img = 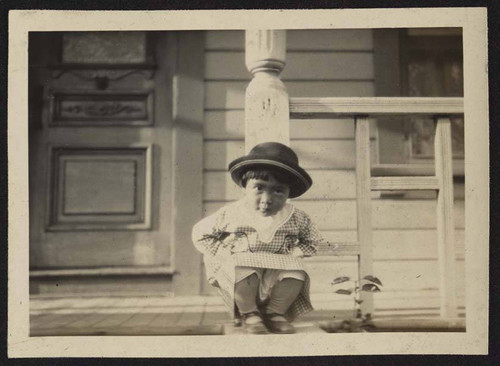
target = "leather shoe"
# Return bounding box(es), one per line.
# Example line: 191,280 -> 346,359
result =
264,313 -> 295,334
241,311 -> 268,334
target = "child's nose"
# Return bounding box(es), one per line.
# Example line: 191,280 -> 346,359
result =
260,191 -> 272,204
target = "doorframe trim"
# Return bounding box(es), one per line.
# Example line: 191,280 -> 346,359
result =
170,31 -> 205,295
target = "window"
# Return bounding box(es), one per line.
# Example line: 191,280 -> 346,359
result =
374,28 -> 464,172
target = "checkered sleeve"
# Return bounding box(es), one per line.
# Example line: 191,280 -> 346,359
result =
191,208 -> 229,257
296,209 -> 322,257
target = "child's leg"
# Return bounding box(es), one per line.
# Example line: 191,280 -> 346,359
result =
234,269 -> 268,334
263,270 -> 306,334
234,273 -> 259,314
265,278 -> 304,315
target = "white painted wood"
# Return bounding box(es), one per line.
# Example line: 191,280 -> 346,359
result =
204,111 -> 377,140
355,117 -> 374,314
30,266 -> 175,277
372,163 -> 465,177
290,97 -> 464,118
171,32 -> 205,295
203,170 -> 357,201
203,200 -> 465,231
204,81 -> 375,110
206,51 -> 374,80
315,242 -> 360,256
245,30 -> 289,151
203,140 -> 378,170
434,117 -> 458,318
371,176 -> 439,190
205,29 -> 373,51
306,259 -> 465,295
371,229 -> 465,260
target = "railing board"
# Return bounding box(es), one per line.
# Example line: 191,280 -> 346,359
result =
315,242 -> 360,256
290,97 -> 464,118
371,176 -> 439,191
372,163 -> 464,177
356,117 -> 374,314
434,117 -> 458,318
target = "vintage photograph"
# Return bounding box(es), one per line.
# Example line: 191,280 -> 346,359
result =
8,8 -> 488,357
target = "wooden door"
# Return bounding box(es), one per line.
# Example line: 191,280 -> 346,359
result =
29,31 -> 204,294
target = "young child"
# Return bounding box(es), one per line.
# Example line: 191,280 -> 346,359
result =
192,142 -> 323,334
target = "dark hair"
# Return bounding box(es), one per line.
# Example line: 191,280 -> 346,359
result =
240,169 -> 291,188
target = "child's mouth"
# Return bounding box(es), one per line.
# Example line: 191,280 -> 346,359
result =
259,207 -> 271,214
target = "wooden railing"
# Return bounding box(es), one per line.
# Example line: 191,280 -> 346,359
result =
293,97 -> 464,319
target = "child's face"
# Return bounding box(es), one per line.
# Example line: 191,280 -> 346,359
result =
243,174 -> 290,217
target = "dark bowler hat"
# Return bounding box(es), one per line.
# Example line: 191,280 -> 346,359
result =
228,142 -> 312,198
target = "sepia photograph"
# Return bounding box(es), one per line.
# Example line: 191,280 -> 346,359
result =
7,8 -> 489,357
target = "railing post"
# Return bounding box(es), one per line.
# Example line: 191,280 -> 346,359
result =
434,116 -> 458,318
355,116 -> 374,315
245,30 -> 289,152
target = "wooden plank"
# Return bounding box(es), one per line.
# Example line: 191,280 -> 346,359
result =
205,81 -> 374,109
204,111 -> 377,140
370,318 -> 465,332
204,200 -> 466,230
371,176 -> 439,191
319,229 -> 464,260
371,229 -> 465,260
30,324 -> 224,336
31,275 -> 173,296
314,242 -> 360,256
205,29 -> 373,51
355,117 -> 374,314
30,266 -> 174,278
319,318 -> 465,332
434,117 -> 458,318
171,31 -> 205,295
310,290 -> 466,311
306,258 -> 465,295
204,140 -> 377,170
372,163 -> 465,177
245,30 -> 289,151
206,51 -> 374,80
203,170 -> 356,201
290,97 -> 464,118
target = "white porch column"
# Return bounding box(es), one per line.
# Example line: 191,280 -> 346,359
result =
245,30 -> 289,152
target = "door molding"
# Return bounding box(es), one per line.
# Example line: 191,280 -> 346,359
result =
170,32 -> 205,295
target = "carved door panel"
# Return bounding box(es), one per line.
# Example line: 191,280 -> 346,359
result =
29,32 -> 175,271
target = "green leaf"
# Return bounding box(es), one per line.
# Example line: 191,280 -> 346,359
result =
361,283 -> 381,292
335,289 -> 353,295
331,276 -> 350,285
362,275 -> 383,286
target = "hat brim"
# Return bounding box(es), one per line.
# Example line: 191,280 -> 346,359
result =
229,158 -> 312,198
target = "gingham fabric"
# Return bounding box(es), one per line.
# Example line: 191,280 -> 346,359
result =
192,200 -> 323,320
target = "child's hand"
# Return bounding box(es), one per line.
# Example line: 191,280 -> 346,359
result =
291,247 -> 305,258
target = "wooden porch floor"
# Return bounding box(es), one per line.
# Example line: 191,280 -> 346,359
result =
30,295 -> 465,336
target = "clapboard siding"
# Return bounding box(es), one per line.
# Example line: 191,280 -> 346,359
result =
204,140 -> 378,171
205,112 -> 378,139
305,258 -> 465,295
203,171 -> 464,201
204,170 -> 357,201
206,51 -> 374,80
204,200 -> 465,230
205,29 -> 373,51
205,81 -> 375,109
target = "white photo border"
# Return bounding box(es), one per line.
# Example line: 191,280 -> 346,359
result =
8,8 -> 489,357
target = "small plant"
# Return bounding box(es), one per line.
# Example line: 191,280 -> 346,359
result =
326,275 -> 383,332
